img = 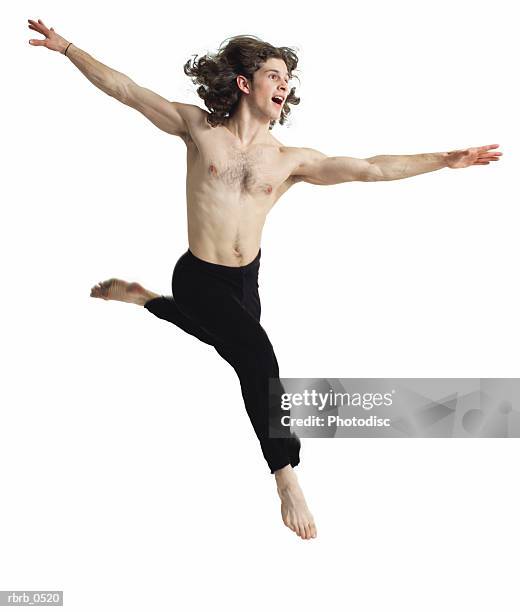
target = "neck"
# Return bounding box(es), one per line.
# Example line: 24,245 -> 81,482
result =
224,103 -> 272,147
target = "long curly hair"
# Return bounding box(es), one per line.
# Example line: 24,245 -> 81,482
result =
183,35 -> 301,130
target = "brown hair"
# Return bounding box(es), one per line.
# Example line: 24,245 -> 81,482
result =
183,35 -> 301,130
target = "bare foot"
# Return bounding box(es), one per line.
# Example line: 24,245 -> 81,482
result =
275,465 -> 317,539
90,278 -> 159,306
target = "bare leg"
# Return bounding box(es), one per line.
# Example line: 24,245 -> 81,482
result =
90,278 -> 159,306
275,465 -> 317,539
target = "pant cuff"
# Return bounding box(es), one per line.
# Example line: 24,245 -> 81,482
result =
270,457 -> 300,475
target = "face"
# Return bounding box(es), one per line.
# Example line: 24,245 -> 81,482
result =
239,57 -> 291,122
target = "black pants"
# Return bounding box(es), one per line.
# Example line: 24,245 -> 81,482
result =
143,248 -> 301,474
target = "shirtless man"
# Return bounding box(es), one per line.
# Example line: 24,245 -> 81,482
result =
28,18 -> 501,540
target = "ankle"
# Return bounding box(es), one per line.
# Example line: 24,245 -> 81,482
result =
274,464 -> 298,489
139,291 -> 160,306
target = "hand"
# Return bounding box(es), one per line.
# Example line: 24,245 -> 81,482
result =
28,18 -> 70,53
446,144 -> 502,169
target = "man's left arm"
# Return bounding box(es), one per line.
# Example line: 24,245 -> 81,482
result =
292,144 -> 502,185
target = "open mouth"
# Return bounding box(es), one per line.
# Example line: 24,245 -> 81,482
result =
271,96 -> 284,107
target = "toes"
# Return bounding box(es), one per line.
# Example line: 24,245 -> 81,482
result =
90,281 -> 109,298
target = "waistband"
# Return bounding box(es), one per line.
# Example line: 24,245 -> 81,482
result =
186,248 -> 261,273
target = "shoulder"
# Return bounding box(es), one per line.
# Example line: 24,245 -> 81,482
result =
280,145 -> 326,163
173,102 -> 209,130
279,146 -> 327,179
173,103 -> 212,148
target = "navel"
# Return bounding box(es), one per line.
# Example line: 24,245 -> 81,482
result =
208,164 -> 218,176
232,235 -> 242,258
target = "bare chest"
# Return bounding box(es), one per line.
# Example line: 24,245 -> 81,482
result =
185,127 -> 292,196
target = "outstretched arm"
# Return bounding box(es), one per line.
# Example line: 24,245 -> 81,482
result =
291,145 -> 502,185
27,18 -> 204,138
28,18 -> 127,98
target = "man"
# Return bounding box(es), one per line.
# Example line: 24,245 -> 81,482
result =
28,18 -> 501,540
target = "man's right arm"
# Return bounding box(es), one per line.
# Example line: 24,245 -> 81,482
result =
28,18 -> 205,138
62,44 -> 128,100
66,44 -> 204,137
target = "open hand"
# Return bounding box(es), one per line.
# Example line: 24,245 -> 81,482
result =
446,144 -> 502,169
28,18 -> 70,54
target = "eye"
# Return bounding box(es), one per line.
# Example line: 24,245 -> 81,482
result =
269,73 -> 289,84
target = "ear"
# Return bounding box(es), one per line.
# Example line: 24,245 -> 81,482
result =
236,75 -> 251,95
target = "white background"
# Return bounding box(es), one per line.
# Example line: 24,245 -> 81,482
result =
2,0 -> 519,610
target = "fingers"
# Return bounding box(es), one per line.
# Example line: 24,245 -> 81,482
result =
471,144 -> 502,165
28,18 -> 55,47
473,145 -> 502,165
28,19 -> 43,30
445,144 -> 500,156
477,155 -> 501,161
28,21 -> 46,42
27,18 -> 51,36
37,18 -> 50,32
